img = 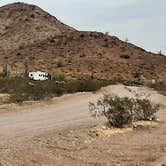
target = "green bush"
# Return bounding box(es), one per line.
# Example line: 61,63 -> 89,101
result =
89,95 -> 160,128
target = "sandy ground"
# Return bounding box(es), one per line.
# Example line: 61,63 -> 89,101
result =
0,85 -> 166,166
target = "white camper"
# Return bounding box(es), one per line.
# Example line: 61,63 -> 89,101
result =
28,71 -> 49,81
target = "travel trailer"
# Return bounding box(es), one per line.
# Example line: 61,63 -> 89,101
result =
28,71 -> 50,81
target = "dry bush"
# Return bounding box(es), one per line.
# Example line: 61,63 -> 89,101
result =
89,95 -> 160,128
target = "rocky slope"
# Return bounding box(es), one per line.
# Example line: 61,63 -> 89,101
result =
0,2 -> 166,80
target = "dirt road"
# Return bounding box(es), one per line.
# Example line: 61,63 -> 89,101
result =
0,92 -> 101,140
0,85 -> 166,166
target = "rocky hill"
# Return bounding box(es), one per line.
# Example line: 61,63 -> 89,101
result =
0,2 -> 166,80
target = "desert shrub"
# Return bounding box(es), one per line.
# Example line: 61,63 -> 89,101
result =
0,77 -> 26,93
80,34 -> 85,38
101,95 -> 134,128
9,93 -> 29,103
110,75 -> 126,84
120,54 -> 130,59
16,52 -> 21,56
134,99 -> 160,121
89,95 -> 160,128
0,65 -> 8,78
68,56 -> 72,63
80,53 -> 86,58
124,79 -> 144,86
18,45 -> 24,50
133,78 -> 144,85
56,60 -> 64,68
0,77 -> 109,103
0,71 -> 7,78
148,81 -> 166,95
52,74 -> 66,82
31,14 -> 35,18
65,79 -> 109,93
9,81 -> 62,103
130,71 -> 144,86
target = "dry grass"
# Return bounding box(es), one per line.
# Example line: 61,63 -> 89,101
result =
89,127 -> 133,138
89,121 -> 158,138
133,120 -> 158,127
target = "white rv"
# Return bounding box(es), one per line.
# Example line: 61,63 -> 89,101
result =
28,71 -> 49,81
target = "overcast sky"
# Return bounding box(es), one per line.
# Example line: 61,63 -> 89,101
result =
0,0 -> 166,54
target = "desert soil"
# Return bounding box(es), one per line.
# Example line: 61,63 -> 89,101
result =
0,85 -> 166,166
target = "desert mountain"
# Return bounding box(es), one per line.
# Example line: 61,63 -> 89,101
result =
0,2 -> 166,80
0,2 -> 75,51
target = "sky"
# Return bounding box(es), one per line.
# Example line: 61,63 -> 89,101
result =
0,0 -> 166,55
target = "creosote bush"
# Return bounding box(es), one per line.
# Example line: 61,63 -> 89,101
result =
89,95 -> 160,128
